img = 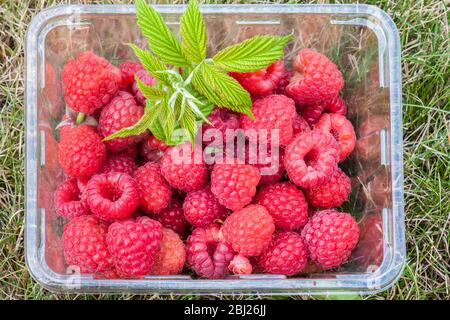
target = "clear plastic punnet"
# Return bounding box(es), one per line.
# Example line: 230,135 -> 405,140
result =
25,4 -> 405,295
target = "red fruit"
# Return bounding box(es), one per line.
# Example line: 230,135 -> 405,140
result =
134,162 -> 172,214
230,61 -> 287,96
210,163 -> 260,211
284,129 -> 338,188
98,91 -> 146,153
221,204 -> 275,257
132,69 -> 156,106
54,178 -> 89,219
99,154 -> 137,176
258,231 -> 308,275
229,254 -> 253,275
305,167 -> 351,208
252,145 -> 285,186
85,172 -> 139,222
301,210 -> 359,270
144,135 -> 169,152
107,216 -> 163,277
152,228 -> 186,275
139,138 -> 165,163
186,225 -> 235,279
240,95 -> 296,146
286,48 -> 344,105
58,125 -> 106,179
275,68 -> 294,95
62,51 -> 121,114
325,95 -> 347,115
118,60 -> 143,91
62,215 -> 113,273
183,187 -> 227,228
160,143 -> 208,192
256,182 -> 308,231
292,113 -> 311,135
202,108 -> 240,145
156,199 -> 188,237
298,96 -> 347,125
314,113 -> 356,162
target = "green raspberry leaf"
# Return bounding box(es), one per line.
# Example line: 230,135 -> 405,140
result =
181,0 -> 207,63
179,107 -> 197,145
192,63 -> 253,117
136,0 -> 190,67
129,44 -> 169,86
213,34 -> 293,72
135,77 -> 166,101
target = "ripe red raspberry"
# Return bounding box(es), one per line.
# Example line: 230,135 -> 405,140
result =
144,135 -> 169,152
98,91 -> 146,153
314,113 -> 356,162
240,95 -> 296,146
258,231 -> 308,275
183,187 -> 227,228
228,254 -> 253,275
325,95 -> 347,115
301,210 -> 359,270
220,204 -> 275,257
286,48 -> 344,105
118,60 -> 143,91
186,225 -> 235,279
107,216 -> 163,277
156,199 -> 188,237
85,172 -> 139,222
98,154 -> 137,176
62,215 -> 113,273
292,113 -> 311,135
160,143 -> 208,192
134,162 -> 172,214
54,178 -> 89,219
58,125 -> 106,179
230,61 -> 287,96
243,143 -> 285,186
132,69 -> 156,106
202,108 -> 240,145
256,182 -> 308,231
275,68 -> 294,95
62,51 -> 121,114
151,228 -> 186,275
298,96 -> 347,125
305,167 -> 351,208
139,138 -> 165,163
210,163 -> 260,211
284,129 -> 338,188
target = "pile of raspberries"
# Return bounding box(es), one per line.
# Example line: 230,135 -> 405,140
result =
55,49 -> 359,279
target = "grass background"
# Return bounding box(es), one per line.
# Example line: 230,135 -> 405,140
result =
0,0 -> 448,300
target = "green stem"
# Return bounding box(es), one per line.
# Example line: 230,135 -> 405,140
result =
76,113 -> 85,125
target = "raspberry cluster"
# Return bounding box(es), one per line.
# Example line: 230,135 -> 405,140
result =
55,49 -> 360,279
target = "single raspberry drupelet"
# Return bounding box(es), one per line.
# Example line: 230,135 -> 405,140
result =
132,69 -> 156,106
305,167 -> 351,209
85,172 -> 139,222
134,162 -> 172,214
314,113 -> 356,162
54,178 -> 89,219
221,204 -> 275,257
62,51 -> 121,114
160,143 -> 208,192
152,228 -> 186,275
183,187 -> 227,228
98,91 -> 146,153
187,224 -> 235,279
228,254 -> 253,275
98,154 -> 137,176
118,60 -> 143,91
256,182 -> 308,231
258,231 -> 308,275
63,215 -> 113,273
107,216 -> 163,277
202,108 -> 240,145
156,199 -> 188,237
58,125 -> 106,179
284,129 -> 338,188
230,60 -> 288,97
301,210 -> 359,270
210,163 -> 260,211
286,48 -> 344,105
240,95 -> 296,146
